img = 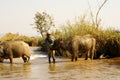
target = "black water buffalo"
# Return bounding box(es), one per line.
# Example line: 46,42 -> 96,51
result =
59,34 -> 96,61
95,39 -> 120,59
0,41 -> 31,64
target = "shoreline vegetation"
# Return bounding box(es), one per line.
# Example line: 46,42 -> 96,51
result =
0,17 -> 120,58
0,33 -> 39,47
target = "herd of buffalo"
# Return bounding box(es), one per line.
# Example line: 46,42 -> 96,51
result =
0,34 -> 120,64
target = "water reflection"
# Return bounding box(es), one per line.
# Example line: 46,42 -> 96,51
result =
47,58 -> 120,80
0,63 -> 31,79
48,64 -> 57,73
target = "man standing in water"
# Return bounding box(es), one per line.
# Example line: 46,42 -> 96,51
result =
45,31 -> 56,63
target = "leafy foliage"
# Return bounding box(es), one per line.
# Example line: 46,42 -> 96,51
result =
34,12 -> 54,37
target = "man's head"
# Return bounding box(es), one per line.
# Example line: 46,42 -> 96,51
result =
46,31 -> 51,37
46,31 -> 51,36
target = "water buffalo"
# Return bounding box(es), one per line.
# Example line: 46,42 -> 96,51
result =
59,34 -> 96,61
0,41 -> 31,64
95,39 -> 120,59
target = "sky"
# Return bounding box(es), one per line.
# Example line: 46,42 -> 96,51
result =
0,0 -> 120,36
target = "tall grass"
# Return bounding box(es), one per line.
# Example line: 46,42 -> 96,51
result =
0,33 -> 39,46
59,16 -> 120,42
53,16 -> 120,57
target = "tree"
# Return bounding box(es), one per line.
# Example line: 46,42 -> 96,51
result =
87,0 -> 108,29
34,12 -> 54,37
95,0 -> 108,28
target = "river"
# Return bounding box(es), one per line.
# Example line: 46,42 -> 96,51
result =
0,47 -> 120,80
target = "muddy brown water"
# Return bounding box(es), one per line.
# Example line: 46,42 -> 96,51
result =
0,47 -> 120,80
